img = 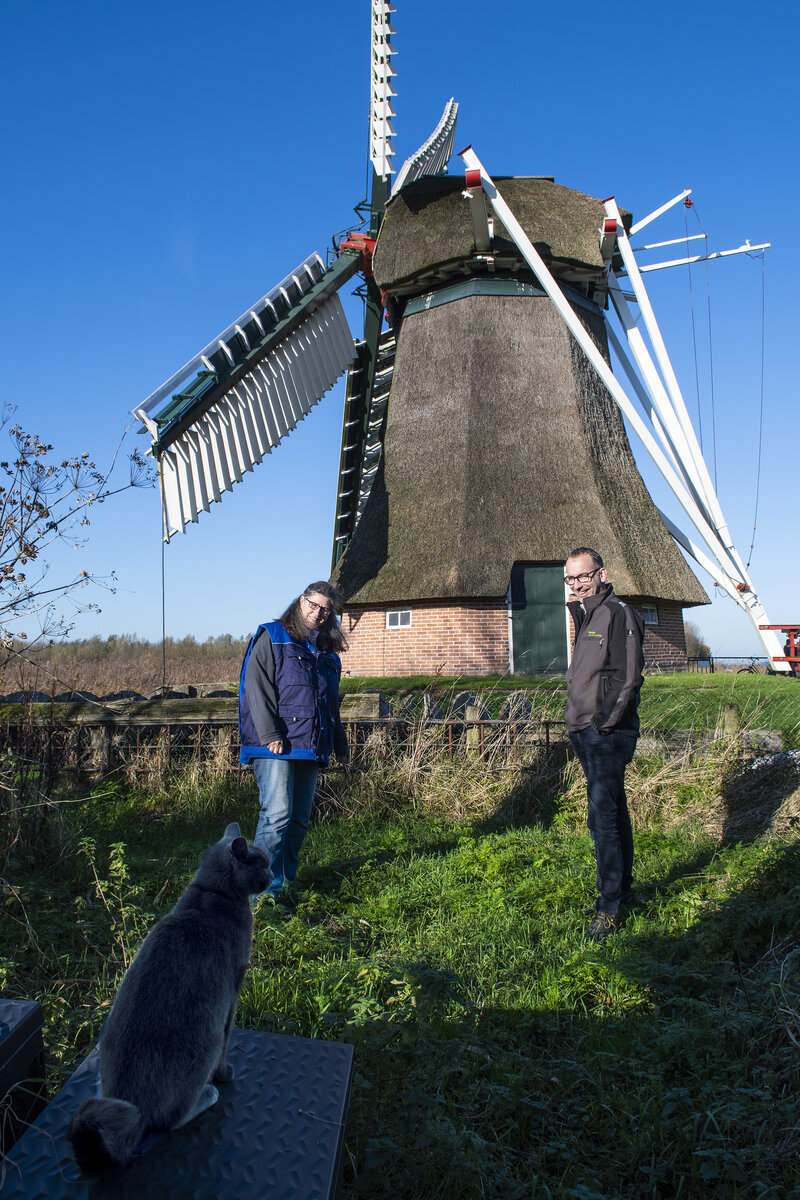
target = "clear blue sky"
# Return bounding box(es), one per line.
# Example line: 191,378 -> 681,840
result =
2,0 -> 797,657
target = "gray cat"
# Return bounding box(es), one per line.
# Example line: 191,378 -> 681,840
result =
68,822 -> 271,1175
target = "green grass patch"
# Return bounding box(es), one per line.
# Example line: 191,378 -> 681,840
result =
3,757 -> 800,1199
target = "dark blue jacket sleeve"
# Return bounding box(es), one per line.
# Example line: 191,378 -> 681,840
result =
244,629 -> 284,746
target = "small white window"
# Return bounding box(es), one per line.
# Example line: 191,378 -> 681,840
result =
642,606 -> 659,625
386,609 -> 411,629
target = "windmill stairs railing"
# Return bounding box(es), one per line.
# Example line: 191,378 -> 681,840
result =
333,327 -> 396,562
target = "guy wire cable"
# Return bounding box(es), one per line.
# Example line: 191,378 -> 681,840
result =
161,528 -> 167,694
684,202 -> 706,451
745,250 -> 766,571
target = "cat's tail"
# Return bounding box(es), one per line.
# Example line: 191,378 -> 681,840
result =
68,1096 -> 144,1175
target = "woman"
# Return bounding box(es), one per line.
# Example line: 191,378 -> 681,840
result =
238,581 -> 349,910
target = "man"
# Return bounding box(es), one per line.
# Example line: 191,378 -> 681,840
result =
563,547 -> 645,941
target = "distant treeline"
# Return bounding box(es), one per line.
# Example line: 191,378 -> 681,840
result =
1,634 -> 250,697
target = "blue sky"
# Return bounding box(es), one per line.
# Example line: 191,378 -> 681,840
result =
2,0 -> 797,658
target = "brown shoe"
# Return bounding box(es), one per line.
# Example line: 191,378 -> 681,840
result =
586,911 -> 622,942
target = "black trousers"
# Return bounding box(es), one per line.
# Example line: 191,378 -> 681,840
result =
569,727 -> 636,914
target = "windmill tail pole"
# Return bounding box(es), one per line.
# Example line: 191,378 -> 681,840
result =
459,145 -> 790,674
658,511 -> 790,672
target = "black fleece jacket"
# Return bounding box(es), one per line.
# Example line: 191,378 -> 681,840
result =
564,583 -> 645,736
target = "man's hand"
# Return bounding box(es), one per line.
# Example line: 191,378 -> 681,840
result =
267,739 -> 285,754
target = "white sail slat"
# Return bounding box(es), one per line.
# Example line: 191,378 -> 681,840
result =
236,376 -> 271,461
328,294 -> 357,364
173,443 -> 199,529
225,405 -> 253,479
261,360 -> 291,443
184,431 -> 211,515
229,378 -> 267,467
296,319 -> 327,408
195,422 -> 223,507
215,404 -> 245,485
204,410 -> 235,496
285,330 -> 318,420
161,453 -> 185,537
312,305 -> 343,386
242,372 -> 278,459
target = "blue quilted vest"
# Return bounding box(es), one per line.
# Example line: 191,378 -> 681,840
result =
239,622 -> 342,765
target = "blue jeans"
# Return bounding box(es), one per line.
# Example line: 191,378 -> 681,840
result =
251,758 -> 319,898
569,727 -> 636,914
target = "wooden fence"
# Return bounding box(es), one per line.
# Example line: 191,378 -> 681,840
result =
2,712 -> 570,782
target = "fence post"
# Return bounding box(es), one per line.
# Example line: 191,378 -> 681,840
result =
465,706 -> 482,758
722,704 -> 740,737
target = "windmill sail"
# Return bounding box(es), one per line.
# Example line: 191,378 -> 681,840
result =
135,252 -> 359,539
369,0 -> 397,181
391,98 -> 459,195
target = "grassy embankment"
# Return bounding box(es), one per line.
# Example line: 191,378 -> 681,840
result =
2,676 -> 800,1198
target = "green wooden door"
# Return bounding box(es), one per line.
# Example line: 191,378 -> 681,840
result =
510,563 -> 567,675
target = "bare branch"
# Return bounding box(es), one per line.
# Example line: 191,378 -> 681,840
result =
0,407 -> 156,643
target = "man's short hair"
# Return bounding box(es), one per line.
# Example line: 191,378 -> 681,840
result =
565,547 -> 604,569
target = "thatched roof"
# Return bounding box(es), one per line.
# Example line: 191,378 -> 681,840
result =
333,291 -> 709,608
374,176 -> 631,289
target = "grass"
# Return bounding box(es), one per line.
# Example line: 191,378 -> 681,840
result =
3,733 -> 800,1198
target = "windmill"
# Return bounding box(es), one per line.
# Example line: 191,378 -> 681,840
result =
133,1 -> 788,677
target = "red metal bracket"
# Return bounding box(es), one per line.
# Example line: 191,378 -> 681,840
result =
339,232 -> 377,278
760,625 -> 800,664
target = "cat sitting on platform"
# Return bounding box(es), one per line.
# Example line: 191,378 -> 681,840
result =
68,822 -> 271,1175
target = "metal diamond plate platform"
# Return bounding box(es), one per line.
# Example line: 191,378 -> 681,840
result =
0,1000 -> 46,1154
1,1028 -> 354,1199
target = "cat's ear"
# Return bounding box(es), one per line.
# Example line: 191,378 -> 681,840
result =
223,822 -> 242,840
230,837 -> 249,862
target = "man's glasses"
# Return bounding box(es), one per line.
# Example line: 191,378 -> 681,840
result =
564,568 -> 601,586
304,599 -> 331,615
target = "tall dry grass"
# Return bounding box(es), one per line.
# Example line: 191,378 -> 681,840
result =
316,720 -> 800,845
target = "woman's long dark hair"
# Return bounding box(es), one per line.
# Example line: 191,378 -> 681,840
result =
279,581 -> 348,653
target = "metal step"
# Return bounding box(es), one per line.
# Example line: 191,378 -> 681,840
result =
2,1027 -> 354,1199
